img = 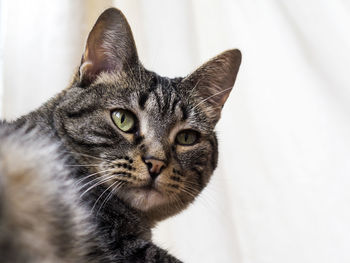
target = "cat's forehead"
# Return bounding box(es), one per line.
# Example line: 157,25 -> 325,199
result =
99,72 -> 212,133
127,76 -> 189,121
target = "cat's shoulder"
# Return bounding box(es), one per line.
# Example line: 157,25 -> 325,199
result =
0,122 -> 101,263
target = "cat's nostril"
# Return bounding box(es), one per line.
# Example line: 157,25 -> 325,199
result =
143,157 -> 166,179
146,162 -> 153,171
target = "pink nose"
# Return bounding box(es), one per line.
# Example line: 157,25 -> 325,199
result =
143,157 -> 166,179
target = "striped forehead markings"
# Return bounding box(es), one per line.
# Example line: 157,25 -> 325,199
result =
137,85 -> 188,121
152,86 -> 163,111
138,92 -> 149,110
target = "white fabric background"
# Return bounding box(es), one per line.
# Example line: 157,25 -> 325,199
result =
1,0 -> 350,262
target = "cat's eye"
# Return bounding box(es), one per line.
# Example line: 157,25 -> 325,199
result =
176,130 -> 199,146
111,109 -> 136,133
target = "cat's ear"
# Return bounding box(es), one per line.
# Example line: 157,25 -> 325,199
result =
182,49 -> 241,122
79,8 -> 138,87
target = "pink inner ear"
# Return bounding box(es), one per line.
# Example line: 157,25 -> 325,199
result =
78,8 -> 138,86
80,46 -> 110,83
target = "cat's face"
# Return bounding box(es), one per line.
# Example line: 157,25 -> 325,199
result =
55,8 -> 241,221
59,72 -> 218,215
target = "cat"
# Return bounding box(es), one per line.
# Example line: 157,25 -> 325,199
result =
0,7 -> 241,263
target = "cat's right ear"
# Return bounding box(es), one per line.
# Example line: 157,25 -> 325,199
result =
181,49 -> 241,123
78,8 -> 138,87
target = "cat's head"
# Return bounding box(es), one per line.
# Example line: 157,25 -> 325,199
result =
55,8 -> 241,221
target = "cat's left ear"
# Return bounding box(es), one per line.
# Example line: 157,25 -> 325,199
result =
182,49 -> 241,123
79,8 -> 138,87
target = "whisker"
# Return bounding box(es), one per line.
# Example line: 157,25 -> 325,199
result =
191,105 -> 223,117
183,183 -> 201,193
91,180 -> 121,212
188,77 -> 203,96
80,175 -> 116,198
97,181 -> 125,215
78,172 -> 115,191
179,186 -> 198,199
75,169 -> 115,186
192,87 -> 233,110
65,164 -> 101,167
183,185 -> 213,208
170,194 -> 186,213
64,150 -> 114,164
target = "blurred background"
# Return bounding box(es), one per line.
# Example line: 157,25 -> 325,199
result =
1,0 -> 350,262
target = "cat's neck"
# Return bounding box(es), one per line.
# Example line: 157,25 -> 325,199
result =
81,182 -> 153,241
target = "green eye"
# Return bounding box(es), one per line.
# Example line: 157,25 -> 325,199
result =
176,130 -> 199,146
111,109 -> 136,132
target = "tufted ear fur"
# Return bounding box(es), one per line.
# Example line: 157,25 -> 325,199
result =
182,49 -> 241,122
79,8 -> 138,87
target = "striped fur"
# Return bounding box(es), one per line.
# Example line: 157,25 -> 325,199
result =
0,7 -> 241,262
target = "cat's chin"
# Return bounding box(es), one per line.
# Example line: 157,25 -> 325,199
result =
118,187 -> 169,212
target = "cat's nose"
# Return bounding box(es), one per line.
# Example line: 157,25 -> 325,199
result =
143,157 -> 166,179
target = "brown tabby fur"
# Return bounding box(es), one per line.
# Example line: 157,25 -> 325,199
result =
0,8 -> 241,262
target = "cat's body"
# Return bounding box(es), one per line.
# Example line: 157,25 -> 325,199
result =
0,8 -> 241,262
0,79 -> 182,263
0,124 -> 104,263
0,98 -> 179,263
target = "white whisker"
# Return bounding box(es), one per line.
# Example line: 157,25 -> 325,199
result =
64,150 -> 114,164
65,164 -> 101,167
192,87 -> 232,110
79,175 -> 116,198
91,180 -> 121,212
97,181 -> 125,215
75,169 -> 115,186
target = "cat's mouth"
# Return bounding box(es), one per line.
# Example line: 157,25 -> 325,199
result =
129,188 -> 165,211
118,179 -> 171,211
138,186 -> 162,197
140,179 -> 161,191
136,180 -> 164,199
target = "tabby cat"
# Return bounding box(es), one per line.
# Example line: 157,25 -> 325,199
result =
0,8 -> 241,263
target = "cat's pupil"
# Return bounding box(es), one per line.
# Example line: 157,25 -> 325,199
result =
184,133 -> 188,142
121,114 -> 125,123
